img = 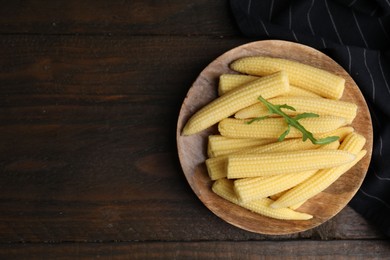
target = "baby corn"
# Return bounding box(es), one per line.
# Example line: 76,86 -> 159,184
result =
314,126 -> 354,142
235,96 -> 357,124
234,170 -> 317,203
243,127 -> 347,154
218,74 -> 258,95
206,156 -> 228,180
234,140 -> 340,203
244,138 -> 319,154
206,137 -> 340,180
271,132 -> 366,208
285,86 -> 322,98
227,149 -> 355,178
271,150 -> 366,209
338,132 -> 367,153
218,116 -> 346,139
218,74 -> 320,97
230,56 -> 345,99
182,71 -> 289,135
212,178 -> 313,220
207,135 -> 275,158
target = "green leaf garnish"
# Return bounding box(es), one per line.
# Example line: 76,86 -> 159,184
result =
293,112 -> 319,121
278,104 -> 296,111
247,96 -> 339,145
278,125 -> 291,142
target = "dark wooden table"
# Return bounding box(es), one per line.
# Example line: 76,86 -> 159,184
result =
0,1 -> 389,258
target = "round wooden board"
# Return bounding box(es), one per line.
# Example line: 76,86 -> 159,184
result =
176,40 -> 373,235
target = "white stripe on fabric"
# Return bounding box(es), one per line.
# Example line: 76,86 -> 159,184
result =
259,19 -> 270,36
378,52 -> 390,96
360,189 -> 390,209
307,0 -> 315,35
352,10 -> 368,47
348,0 -> 358,7
247,0 -> 252,15
379,18 -> 390,42
324,0 -> 343,44
363,49 -> 375,102
292,30 -> 299,42
346,46 -> 352,73
375,171 -> 390,181
269,0 -> 274,21
321,38 -> 327,48
288,3 -> 298,42
370,6 -> 378,16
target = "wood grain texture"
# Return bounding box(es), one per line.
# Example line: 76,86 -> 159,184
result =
0,0 -> 239,35
0,35 -> 246,96
0,35 -> 248,242
1,240 -> 390,259
177,40 -> 373,235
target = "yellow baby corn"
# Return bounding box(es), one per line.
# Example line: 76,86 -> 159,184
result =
234,140 -> 340,203
234,170 -> 317,203
207,135 -> 275,158
230,56 -> 345,99
245,127 -> 346,154
245,138 -> 318,154
218,74 -> 320,97
206,128 -> 348,180
235,140 -> 340,201
289,200 -> 307,210
338,132 -> 367,153
271,150 -> 367,209
314,126 -> 354,142
227,149 -> 355,178
206,139 -> 340,180
209,146 -> 258,158
218,74 -> 258,95
218,116 -> 346,139
206,140 -> 276,180
212,178 -> 313,220
286,85 -> 322,98
269,192 -> 307,210
211,178 -> 242,205
206,156 -> 228,180
271,132 -> 367,209
318,139 -> 340,150
269,192 -> 283,201
235,96 -> 357,124
182,71 -> 289,135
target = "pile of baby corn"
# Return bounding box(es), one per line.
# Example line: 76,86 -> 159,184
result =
182,56 -> 367,221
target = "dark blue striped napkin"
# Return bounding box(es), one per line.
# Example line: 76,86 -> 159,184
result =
230,0 -> 390,236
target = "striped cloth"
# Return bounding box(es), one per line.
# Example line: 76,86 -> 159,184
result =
230,0 -> 390,236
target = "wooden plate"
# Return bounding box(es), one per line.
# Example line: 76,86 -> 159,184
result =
176,40 -> 373,235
